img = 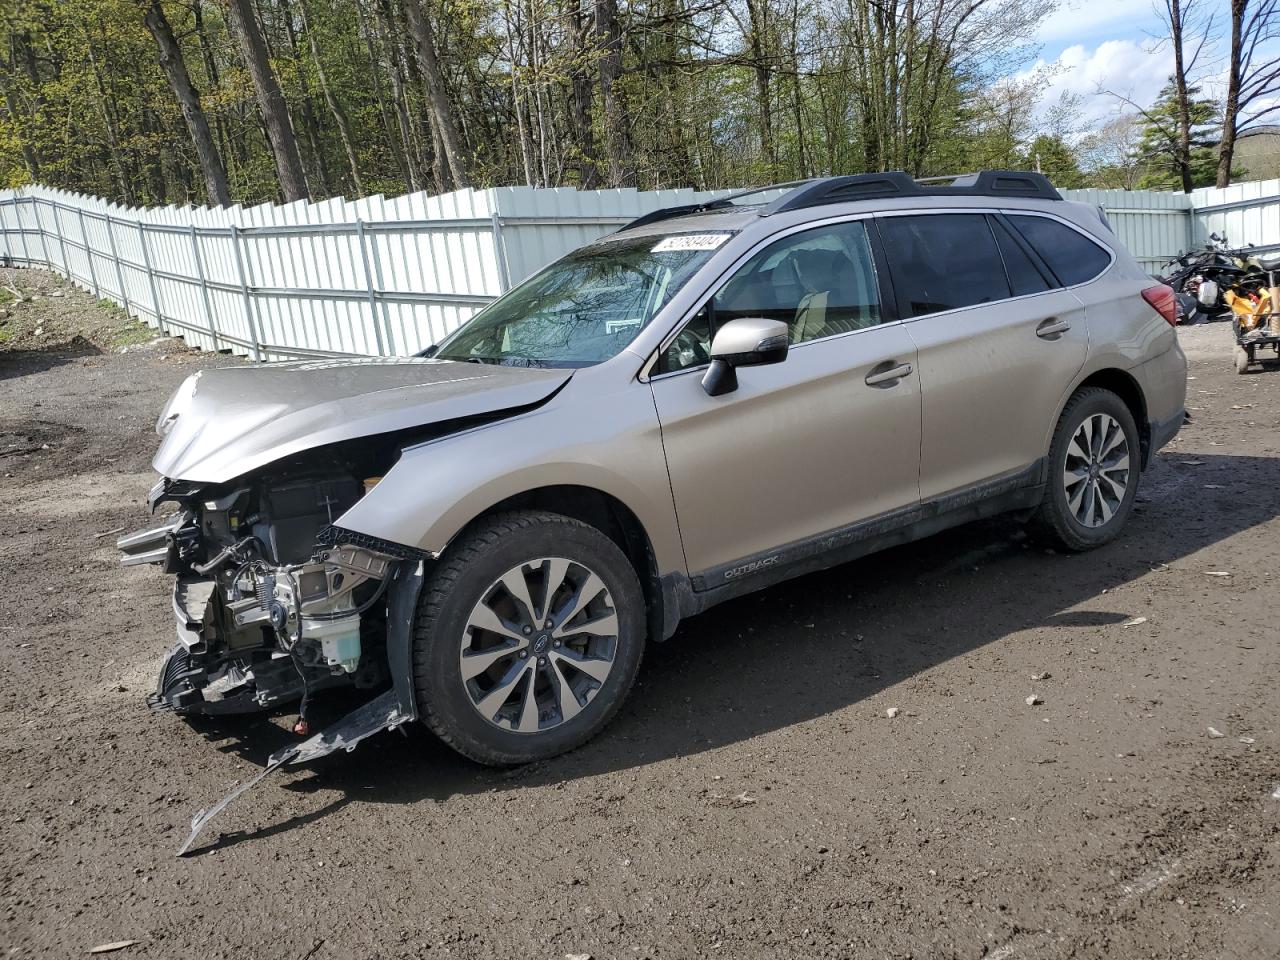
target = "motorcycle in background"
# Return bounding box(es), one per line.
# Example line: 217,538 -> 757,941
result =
1158,233 -> 1268,324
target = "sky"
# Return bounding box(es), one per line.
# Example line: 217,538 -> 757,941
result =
1019,0 -> 1278,132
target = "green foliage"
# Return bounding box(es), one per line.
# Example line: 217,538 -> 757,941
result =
1136,80 -> 1220,190
1024,135 -> 1085,189
0,0 -> 1159,205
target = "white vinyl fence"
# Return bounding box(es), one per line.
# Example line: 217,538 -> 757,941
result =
0,183 -> 731,359
1,179 -> 1277,360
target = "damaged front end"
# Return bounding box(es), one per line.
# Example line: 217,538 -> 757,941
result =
120,455 -> 428,856
120,468 -> 409,723
118,359 -> 575,853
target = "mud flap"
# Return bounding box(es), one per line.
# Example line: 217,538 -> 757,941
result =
175,561 -> 425,857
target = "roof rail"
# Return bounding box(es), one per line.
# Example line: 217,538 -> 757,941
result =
762,169 -> 1061,215
618,181 -> 811,232
617,169 -> 1061,232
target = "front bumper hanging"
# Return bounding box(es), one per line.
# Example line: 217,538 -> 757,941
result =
175,560 -> 425,857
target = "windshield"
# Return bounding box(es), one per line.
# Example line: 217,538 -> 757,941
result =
434,233 -> 730,367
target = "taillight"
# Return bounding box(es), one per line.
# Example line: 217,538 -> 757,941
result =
1142,284 -> 1178,327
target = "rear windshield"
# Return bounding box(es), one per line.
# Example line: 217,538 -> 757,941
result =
434,233 -> 729,367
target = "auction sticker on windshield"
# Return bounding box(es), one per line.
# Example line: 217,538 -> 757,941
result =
652,233 -> 731,253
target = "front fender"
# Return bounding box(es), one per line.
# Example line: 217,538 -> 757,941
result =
333,378 -> 686,576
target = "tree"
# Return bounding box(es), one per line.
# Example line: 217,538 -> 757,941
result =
1079,114 -> 1144,189
402,0 -> 469,188
1217,0 -> 1280,187
222,0 -> 310,201
142,0 -> 232,205
1024,135 -> 1084,188
3,0 -> 1121,208
1135,80 -> 1219,190
1154,0 -> 1215,192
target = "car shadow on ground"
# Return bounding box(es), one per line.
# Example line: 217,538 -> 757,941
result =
184,452 -> 1280,851
0,336 -> 101,381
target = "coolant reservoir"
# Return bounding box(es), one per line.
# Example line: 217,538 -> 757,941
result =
302,603 -> 361,673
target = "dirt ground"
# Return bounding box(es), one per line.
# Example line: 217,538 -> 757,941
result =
1,267 -> 1279,960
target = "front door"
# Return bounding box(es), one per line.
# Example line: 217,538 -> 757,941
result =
649,219 -> 922,586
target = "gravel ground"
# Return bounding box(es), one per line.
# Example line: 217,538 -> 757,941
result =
2,268 -> 1279,960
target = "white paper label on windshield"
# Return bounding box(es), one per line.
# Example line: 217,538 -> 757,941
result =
651,233 -> 730,253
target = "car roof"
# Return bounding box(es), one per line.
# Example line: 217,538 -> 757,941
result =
611,170 -> 1066,242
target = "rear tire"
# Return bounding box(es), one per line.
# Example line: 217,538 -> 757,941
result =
1235,345 -> 1251,375
412,510 -> 645,766
1033,387 -> 1140,552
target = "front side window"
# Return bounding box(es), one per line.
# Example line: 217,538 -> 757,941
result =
1007,215 -> 1112,286
878,213 -> 1011,318
661,220 -> 883,372
435,233 -> 728,367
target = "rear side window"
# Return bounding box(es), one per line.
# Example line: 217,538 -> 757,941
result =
877,214 -> 1010,317
1007,215 -> 1111,286
991,217 -> 1054,297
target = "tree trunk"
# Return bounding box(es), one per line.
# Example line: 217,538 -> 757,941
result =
143,0 -> 232,206
370,0 -> 425,190
353,0 -> 412,189
1167,0 -> 1194,192
83,32 -> 138,205
276,0 -> 333,196
595,0 -> 633,186
402,0 -> 470,188
223,0 -> 310,201
1217,0 -> 1245,188
300,0 -> 365,196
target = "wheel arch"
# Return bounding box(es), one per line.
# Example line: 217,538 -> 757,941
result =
1058,367 -> 1151,468
450,484 -> 677,643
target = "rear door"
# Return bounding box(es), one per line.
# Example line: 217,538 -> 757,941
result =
649,218 -> 922,583
876,211 -> 1092,501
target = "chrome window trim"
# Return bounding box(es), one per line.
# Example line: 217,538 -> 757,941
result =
993,208 -> 1118,288
645,315 -> 912,383
851,207 -> 1117,324
638,211 -> 886,381
636,204 -> 1117,382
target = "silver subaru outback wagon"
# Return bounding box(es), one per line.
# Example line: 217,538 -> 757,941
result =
121,170 -> 1187,775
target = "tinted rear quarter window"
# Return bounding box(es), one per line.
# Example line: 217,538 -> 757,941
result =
878,214 -> 1011,318
1008,215 -> 1111,286
991,217 -> 1054,297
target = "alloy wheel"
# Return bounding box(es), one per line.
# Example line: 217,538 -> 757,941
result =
459,557 -> 619,734
1062,412 -> 1131,528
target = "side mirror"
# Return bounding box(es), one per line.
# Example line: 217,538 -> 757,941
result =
701,317 -> 789,397
419,344 -> 439,358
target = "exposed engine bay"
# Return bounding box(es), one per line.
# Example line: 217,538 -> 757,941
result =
119,457 -> 406,725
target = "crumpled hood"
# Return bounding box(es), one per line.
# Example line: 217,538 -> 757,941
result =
153,357 -> 572,483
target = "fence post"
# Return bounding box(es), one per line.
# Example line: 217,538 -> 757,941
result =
135,219 -> 163,331
490,211 -> 511,293
49,201 -> 68,279
188,224 -> 220,351
76,208 -> 100,298
230,224 -> 263,362
32,197 -> 51,269
104,213 -> 130,314
355,219 -> 387,355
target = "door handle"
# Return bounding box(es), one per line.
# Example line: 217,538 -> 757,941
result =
1036,317 -> 1071,339
864,361 -> 913,386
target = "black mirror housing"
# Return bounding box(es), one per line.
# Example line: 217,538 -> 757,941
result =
700,317 -> 789,396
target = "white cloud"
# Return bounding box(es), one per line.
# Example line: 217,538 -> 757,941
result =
1036,0 -> 1163,45
1015,38 -> 1174,131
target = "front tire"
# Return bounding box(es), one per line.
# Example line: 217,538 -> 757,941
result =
1033,387 -> 1140,551
412,510 -> 645,765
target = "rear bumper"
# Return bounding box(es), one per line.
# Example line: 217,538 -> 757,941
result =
1148,408 -> 1186,463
